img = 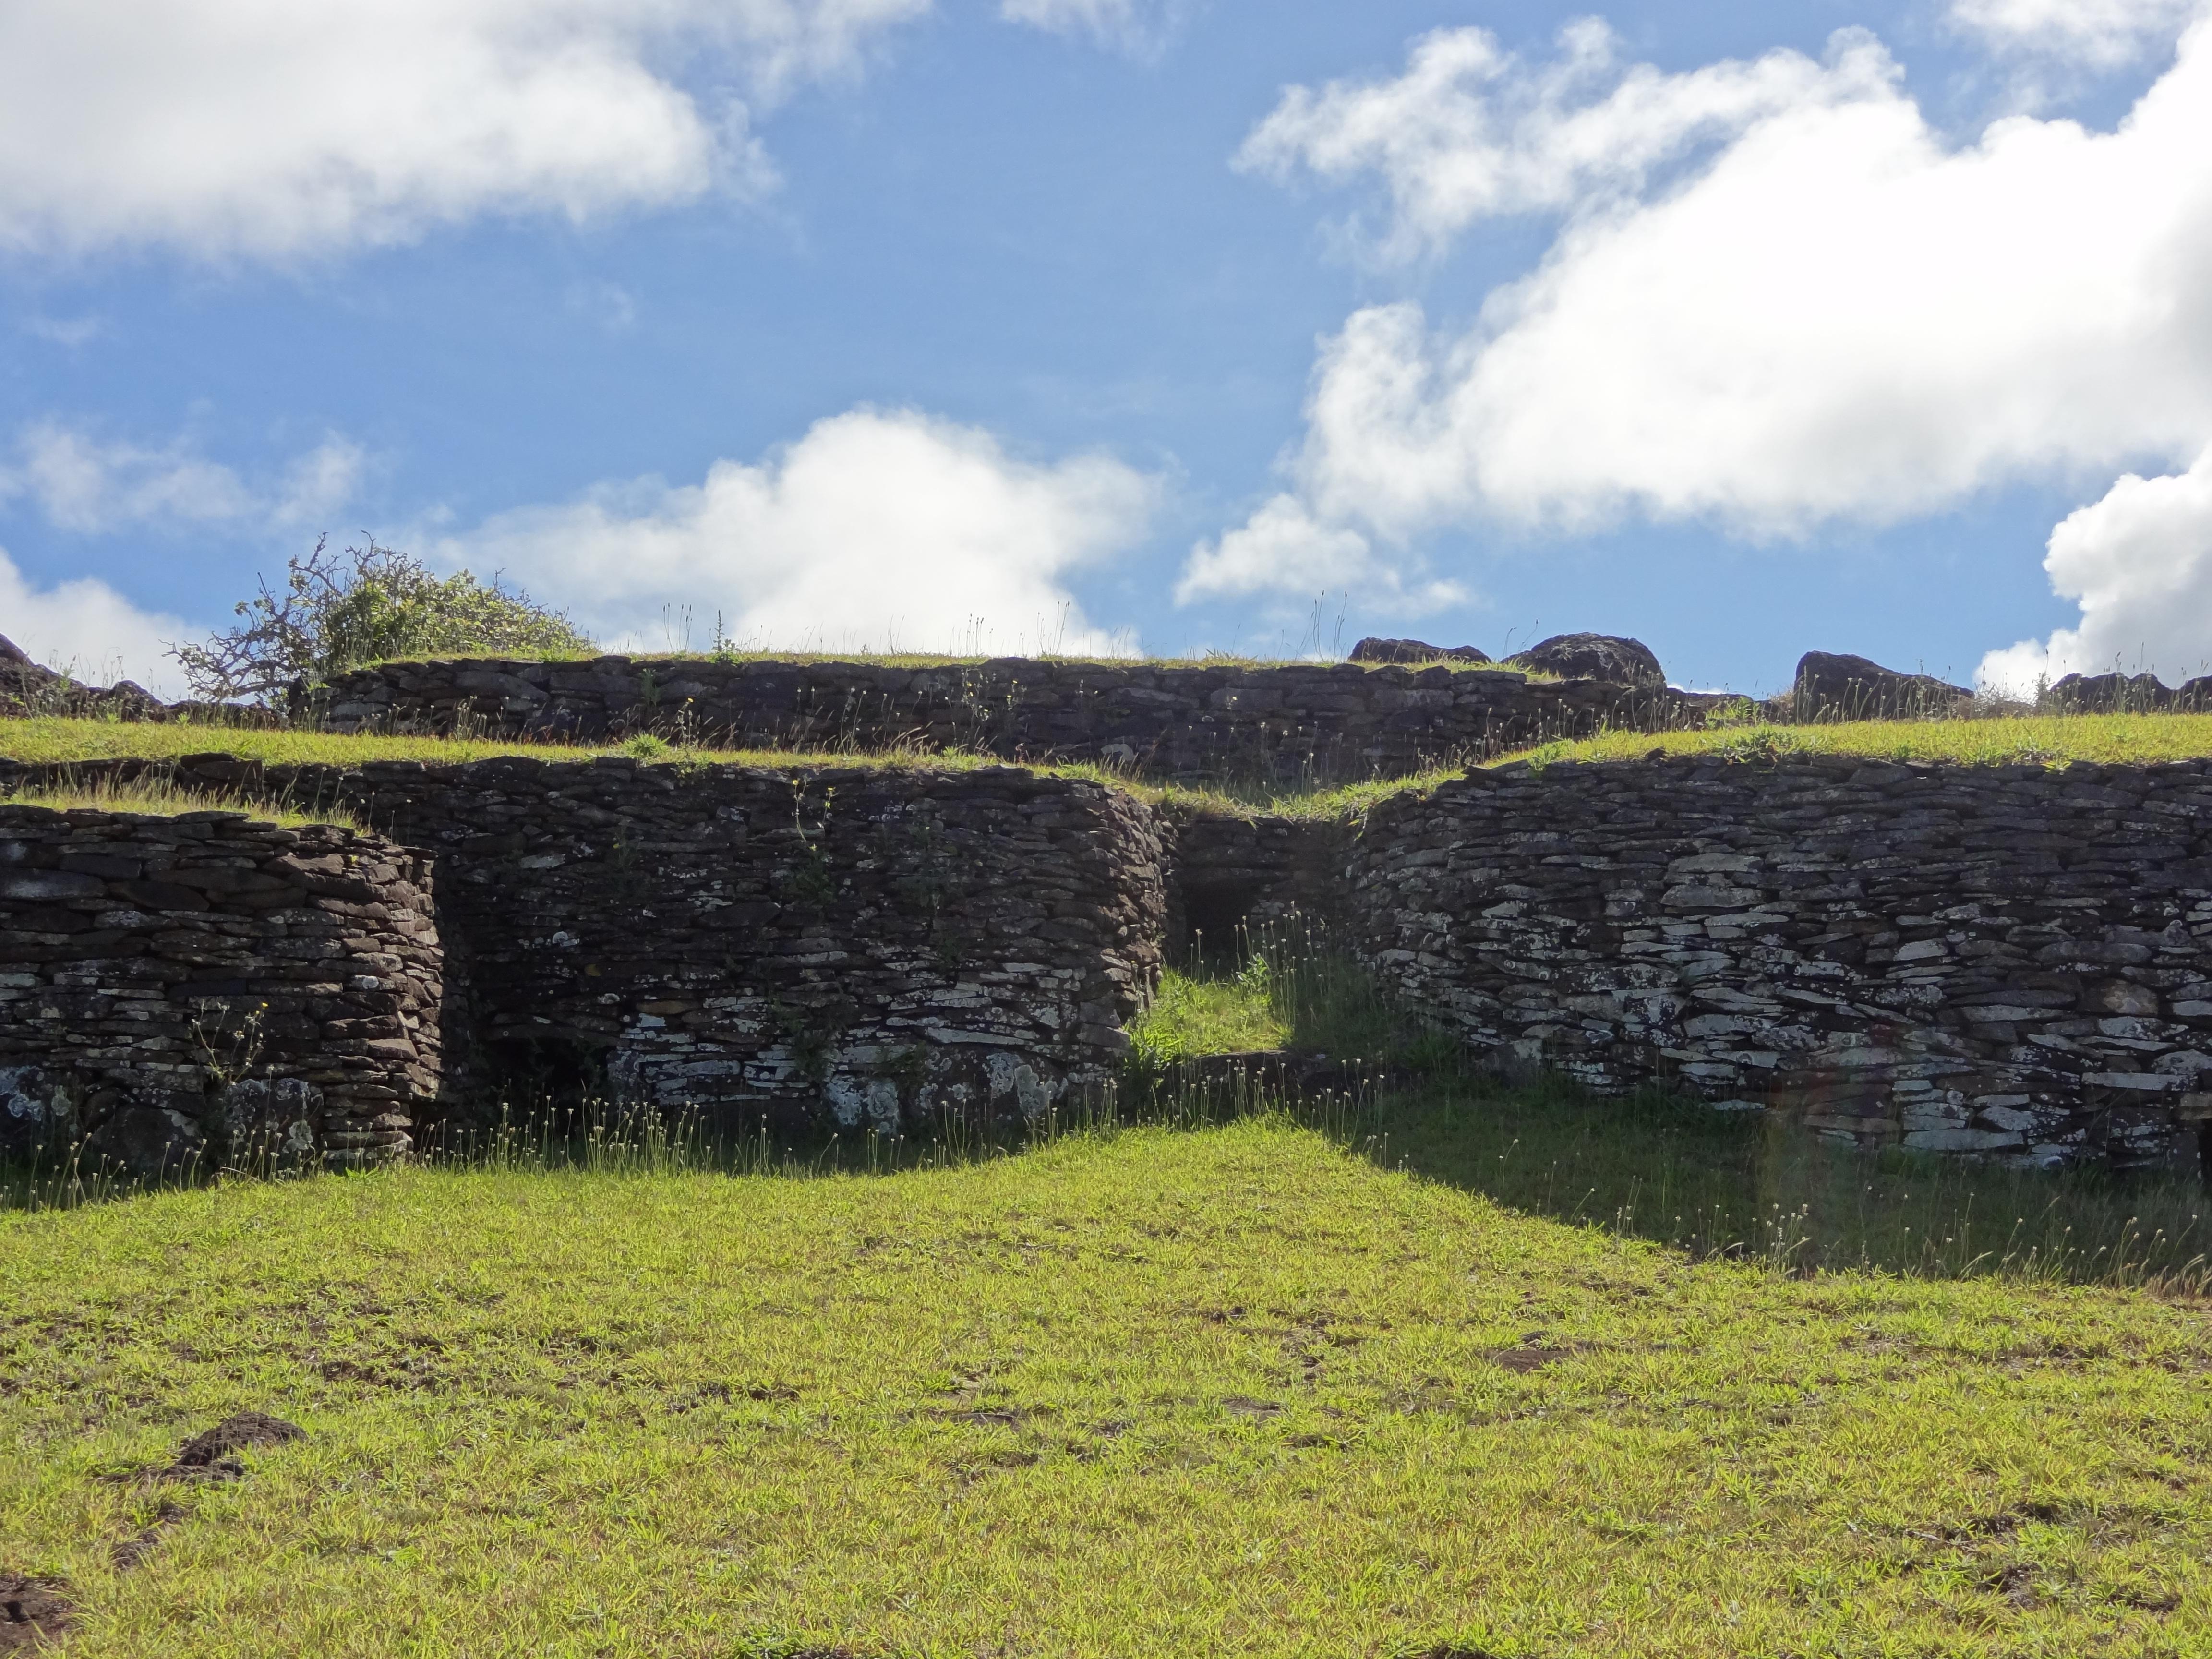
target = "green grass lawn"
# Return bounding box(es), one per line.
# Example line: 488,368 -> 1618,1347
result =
1133,931 -> 2212,1288
1129,958 -> 1293,1063
0,774 -> 370,830
1501,712 -> 2212,772
5,1121 -> 2211,1658
0,716 -> 1360,820
0,715 -> 1019,774
19,710 -> 2212,832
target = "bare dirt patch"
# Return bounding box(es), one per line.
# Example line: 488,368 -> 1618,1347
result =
112,1412 -> 308,1570
1486,1349 -> 1559,1373
0,1574 -> 75,1650
161,1412 -> 305,1481
1221,1395 -> 1283,1419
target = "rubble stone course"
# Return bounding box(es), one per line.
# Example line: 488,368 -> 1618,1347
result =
327,757 -> 1166,1134
1790,651 -> 1973,721
16,743 -> 2212,1174
1515,633 -> 1667,689
319,654 -> 1715,783
1347,754 -> 2212,1169
0,805 -> 439,1174
0,756 -> 1165,1148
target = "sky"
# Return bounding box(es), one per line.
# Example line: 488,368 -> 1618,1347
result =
3,0 -> 2211,700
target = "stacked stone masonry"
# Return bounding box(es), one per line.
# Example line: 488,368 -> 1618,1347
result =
321,655 -> 1716,784
336,757 -> 1165,1135
0,757 -> 1165,1151
1348,755 -> 2212,1169
16,746 -> 2212,1176
0,806 -> 439,1175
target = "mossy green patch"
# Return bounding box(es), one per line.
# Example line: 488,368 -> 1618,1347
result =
0,775 -> 368,831
1502,713 -> 2212,771
0,715 -> 1009,774
0,718 -> 1444,819
2,1123 -> 2208,1656
21,709 -> 2212,830
1130,962 -> 1291,1062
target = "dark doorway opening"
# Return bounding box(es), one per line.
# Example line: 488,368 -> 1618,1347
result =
1177,877 -> 1264,964
483,1034 -> 611,1113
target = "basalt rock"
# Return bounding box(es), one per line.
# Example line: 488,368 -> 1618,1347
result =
1346,637 -> 1491,667
2044,671 -> 2212,714
1515,633 -> 1666,689
318,653 -> 1719,783
0,757 -> 1165,1145
0,805 -> 441,1172
0,632 -> 172,721
1793,651 -> 1971,720
23,741 -> 2212,1178
1348,753 -> 2212,1173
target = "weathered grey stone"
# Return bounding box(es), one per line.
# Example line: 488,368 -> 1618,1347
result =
0,805 -> 440,1171
1791,652 -> 1971,721
0,1063 -> 71,1160
316,651 -> 1719,786
1346,637 -> 1491,666
1516,634 -> 1666,689
2046,671 -> 2178,714
1346,755 -> 2212,1171
80,1099 -> 206,1178
24,742 -> 2212,1176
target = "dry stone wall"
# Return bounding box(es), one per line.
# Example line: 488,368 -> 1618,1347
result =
334,757 -> 1165,1134
321,655 -> 1714,783
1348,756 -> 2212,1170
0,805 -> 439,1175
0,757 -> 1164,1141
20,742 -> 2212,1177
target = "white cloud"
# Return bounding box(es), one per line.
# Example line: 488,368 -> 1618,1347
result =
1194,12 -> 2212,599
0,546 -> 194,696
272,438 -> 372,530
0,0 -> 928,260
1980,444 -> 2212,691
1950,0 -> 2200,68
0,423 -> 365,536
435,407 -> 1158,656
22,314 -> 105,346
1237,20 -> 1879,265
1000,0 -> 1180,53
566,279 -> 640,333
1177,493 -> 1464,612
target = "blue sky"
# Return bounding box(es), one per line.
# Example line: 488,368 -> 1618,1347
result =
3,0 -> 2211,697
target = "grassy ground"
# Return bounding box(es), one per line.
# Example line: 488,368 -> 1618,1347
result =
5,1121 -> 2211,1658
1134,928 -> 2212,1288
338,647 -> 1539,675
0,775 -> 368,830
1502,713 -> 2212,771
0,715 -> 1018,774
1260,714 -> 2212,817
0,717 -> 1214,813
0,716 -> 1435,820
20,710 -> 2212,831
1128,957 -> 1292,1063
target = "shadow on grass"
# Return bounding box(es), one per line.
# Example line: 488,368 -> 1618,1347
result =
1137,914 -> 2212,1292
13,919 -> 2211,1295
1371,1075 -> 2210,1289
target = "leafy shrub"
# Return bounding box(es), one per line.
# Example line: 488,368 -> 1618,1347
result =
172,536 -> 593,706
